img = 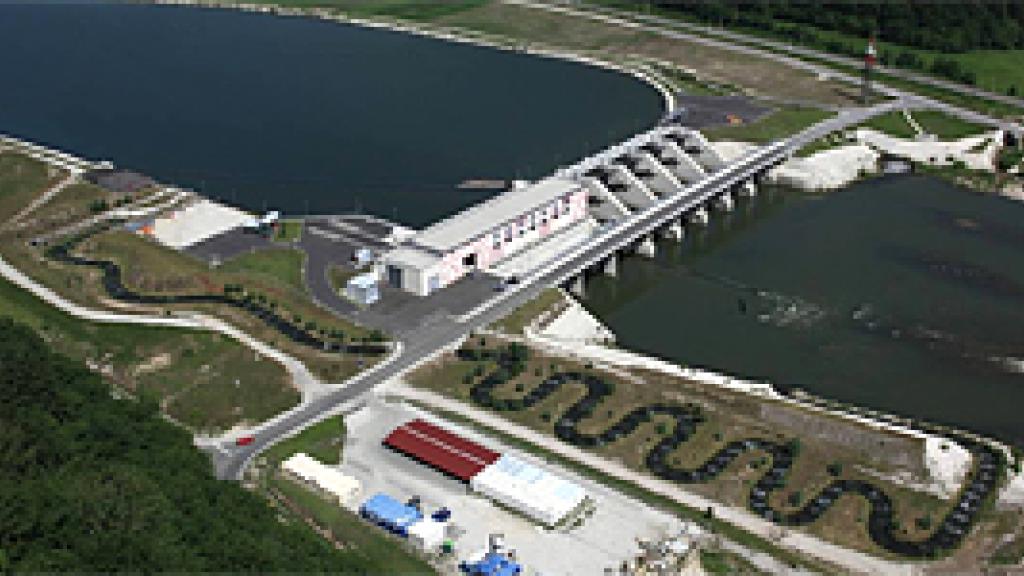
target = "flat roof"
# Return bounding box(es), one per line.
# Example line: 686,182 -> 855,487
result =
385,246 -> 441,269
282,452 -> 360,501
384,419 -> 501,482
470,454 -> 587,526
413,178 -> 580,253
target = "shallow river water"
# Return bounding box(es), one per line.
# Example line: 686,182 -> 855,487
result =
584,175 -> 1024,447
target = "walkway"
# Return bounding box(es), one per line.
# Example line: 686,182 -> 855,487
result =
0,255 -> 326,404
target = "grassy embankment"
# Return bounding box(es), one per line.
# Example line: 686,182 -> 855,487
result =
490,287 -> 566,335
75,230 -> 379,382
407,337 -> 1018,562
0,153 -> 300,431
0,276 -> 297,432
272,219 -> 303,243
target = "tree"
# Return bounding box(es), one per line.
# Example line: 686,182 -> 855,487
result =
0,318 -> 405,573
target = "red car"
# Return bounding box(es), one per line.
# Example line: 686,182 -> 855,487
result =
235,436 -> 255,446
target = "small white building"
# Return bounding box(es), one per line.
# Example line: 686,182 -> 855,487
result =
281,452 -> 361,505
407,519 -> 449,552
384,178 -> 588,296
470,454 -> 588,527
345,272 -> 380,305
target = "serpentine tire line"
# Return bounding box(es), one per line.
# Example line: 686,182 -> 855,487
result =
458,345 -> 1001,559
42,228 -> 388,357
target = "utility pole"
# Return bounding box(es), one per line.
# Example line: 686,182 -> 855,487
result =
862,37 -> 877,105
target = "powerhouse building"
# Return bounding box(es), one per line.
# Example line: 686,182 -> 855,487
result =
384,178 -> 587,296
383,419 -> 587,527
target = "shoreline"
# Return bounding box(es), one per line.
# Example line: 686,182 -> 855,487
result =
522,304 -> 1009,503
151,0 -> 677,114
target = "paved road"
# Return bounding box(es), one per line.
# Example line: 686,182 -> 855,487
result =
212,100 -> 901,482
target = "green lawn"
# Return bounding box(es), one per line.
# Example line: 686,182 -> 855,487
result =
857,110 -> 988,140
491,287 -> 566,334
218,247 -> 306,294
702,107 -> 834,143
328,264 -> 359,295
272,219 -> 303,243
0,152 -> 53,221
0,275 -> 298,432
265,414 -> 347,466
913,110 -> 990,139
860,111 -> 918,138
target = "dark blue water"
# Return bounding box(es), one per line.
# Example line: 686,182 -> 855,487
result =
584,176 -> 1024,447
0,3 -> 662,226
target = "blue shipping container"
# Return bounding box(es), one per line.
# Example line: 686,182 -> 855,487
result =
360,493 -> 423,537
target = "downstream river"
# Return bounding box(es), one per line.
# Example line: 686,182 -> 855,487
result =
0,2 -> 661,226
584,175 -> 1024,448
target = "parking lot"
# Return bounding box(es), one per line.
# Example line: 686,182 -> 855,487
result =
336,400 -> 691,575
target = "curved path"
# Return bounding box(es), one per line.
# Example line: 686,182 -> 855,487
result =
45,231 -> 388,358
461,345 -> 1001,559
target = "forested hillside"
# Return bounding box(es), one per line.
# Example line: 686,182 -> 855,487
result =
0,317 -> 381,571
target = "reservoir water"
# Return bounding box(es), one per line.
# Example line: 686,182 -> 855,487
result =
0,2 -> 662,226
583,176 -> 1024,448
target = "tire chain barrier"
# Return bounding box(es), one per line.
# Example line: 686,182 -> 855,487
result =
458,345 -> 1002,559
44,234 -> 388,357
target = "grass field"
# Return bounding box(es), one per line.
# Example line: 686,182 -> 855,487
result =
0,152 -> 59,221
0,275 -> 298,432
702,107 -> 834,143
265,414 -> 347,466
408,338 -> 1000,560
490,287 -> 566,334
269,476 -> 437,574
218,247 -> 306,294
860,111 -> 919,139
75,231 -> 380,381
856,110 -> 989,141
327,264 -> 359,296
272,219 -> 303,243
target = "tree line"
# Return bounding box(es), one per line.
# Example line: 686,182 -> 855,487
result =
0,317 -> 396,572
649,1 -> 1024,89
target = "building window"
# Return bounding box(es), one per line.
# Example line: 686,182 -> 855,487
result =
463,253 -> 477,267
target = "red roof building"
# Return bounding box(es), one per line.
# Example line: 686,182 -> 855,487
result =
383,419 -> 501,482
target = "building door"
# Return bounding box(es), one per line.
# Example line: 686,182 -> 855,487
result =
387,265 -> 403,289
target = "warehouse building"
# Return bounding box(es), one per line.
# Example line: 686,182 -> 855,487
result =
384,178 -> 588,296
383,421 -> 589,528
281,452 -> 361,505
470,454 -> 587,528
383,419 -> 501,482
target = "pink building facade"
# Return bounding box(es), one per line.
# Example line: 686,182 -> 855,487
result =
385,179 -> 587,296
